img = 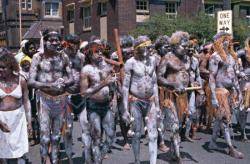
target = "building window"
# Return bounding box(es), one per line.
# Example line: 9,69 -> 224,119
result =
240,6 -> 250,25
136,0 -> 149,12
205,4 -> 223,16
21,0 -> 32,10
166,2 -> 177,13
45,2 -> 59,17
165,2 -> 179,19
97,2 -> 107,16
27,0 -> 32,10
21,0 -> 26,10
81,6 -> 91,30
67,5 -> 75,22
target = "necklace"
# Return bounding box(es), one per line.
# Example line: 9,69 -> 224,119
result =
0,81 -> 13,88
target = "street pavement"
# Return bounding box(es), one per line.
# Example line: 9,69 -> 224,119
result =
28,114 -> 250,164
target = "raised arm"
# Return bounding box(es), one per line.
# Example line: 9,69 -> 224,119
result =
80,67 -> 112,98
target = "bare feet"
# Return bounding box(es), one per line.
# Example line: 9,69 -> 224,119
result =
229,147 -> 244,159
123,143 -> 131,150
159,143 -> 170,152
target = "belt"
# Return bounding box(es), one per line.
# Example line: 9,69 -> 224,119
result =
39,91 -> 68,101
129,94 -> 155,102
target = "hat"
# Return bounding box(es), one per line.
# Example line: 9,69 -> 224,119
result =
80,41 -> 89,50
20,55 -> 32,64
213,32 -> 231,41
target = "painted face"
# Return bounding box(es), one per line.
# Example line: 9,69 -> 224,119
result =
90,51 -> 103,65
0,62 -> 11,78
159,44 -> 170,57
28,44 -> 36,57
67,42 -> 79,55
20,61 -> 31,72
175,37 -> 189,56
46,35 -> 60,53
122,47 -> 134,61
137,46 -> 149,58
222,37 -> 231,50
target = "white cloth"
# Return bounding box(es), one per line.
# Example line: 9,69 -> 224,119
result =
15,52 -> 25,63
0,106 -> 28,158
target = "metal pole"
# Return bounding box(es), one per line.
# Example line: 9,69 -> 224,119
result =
223,0 -> 231,10
19,0 -> 22,44
2,0 -> 9,48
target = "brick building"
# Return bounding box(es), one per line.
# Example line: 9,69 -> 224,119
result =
62,0 -> 180,44
62,0 -> 250,44
0,0 -> 63,49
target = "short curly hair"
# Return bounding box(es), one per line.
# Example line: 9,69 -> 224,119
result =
0,47 -> 19,73
170,31 -> 189,46
154,35 -> 170,51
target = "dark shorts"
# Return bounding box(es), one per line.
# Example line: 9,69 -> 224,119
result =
67,94 -> 86,115
86,100 -> 110,119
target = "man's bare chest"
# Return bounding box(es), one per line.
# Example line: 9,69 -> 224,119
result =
132,60 -> 155,77
88,67 -> 109,84
39,56 -> 65,72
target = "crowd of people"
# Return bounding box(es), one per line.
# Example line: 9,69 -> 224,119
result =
0,28 -> 249,164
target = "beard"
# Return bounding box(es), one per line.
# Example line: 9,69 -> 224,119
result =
46,44 -> 58,52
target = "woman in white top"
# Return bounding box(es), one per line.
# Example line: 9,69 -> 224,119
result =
0,47 -> 31,163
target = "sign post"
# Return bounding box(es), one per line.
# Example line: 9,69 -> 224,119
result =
217,10 -> 233,34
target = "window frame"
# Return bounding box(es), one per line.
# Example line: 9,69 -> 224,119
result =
44,2 -> 60,18
21,0 -> 26,10
136,0 -> 149,14
67,4 -> 75,23
165,2 -> 178,19
204,3 -> 223,16
27,0 -> 32,10
82,5 -> 92,31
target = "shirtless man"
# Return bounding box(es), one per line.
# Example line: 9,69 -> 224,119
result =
154,35 -> 171,152
236,37 -> 250,141
157,31 -> 191,163
186,38 -> 204,140
80,41 -> 116,164
111,35 -> 135,150
29,30 -> 73,164
63,34 -> 86,163
208,32 -> 244,158
198,43 -> 214,130
122,36 -> 159,164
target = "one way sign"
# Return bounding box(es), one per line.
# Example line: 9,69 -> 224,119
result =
217,10 -> 233,34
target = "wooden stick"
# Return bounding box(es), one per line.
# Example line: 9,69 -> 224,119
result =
113,29 -> 124,82
185,86 -> 202,91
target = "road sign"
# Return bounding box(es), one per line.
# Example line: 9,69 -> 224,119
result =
217,10 -> 232,34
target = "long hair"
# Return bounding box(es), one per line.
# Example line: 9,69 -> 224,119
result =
228,36 -> 238,61
213,36 -> 227,61
244,37 -> 250,62
213,35 -> 237,62
0,47 -> 19,73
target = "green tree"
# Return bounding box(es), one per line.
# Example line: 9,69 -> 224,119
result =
233,19 -> 250,46
131,13 -> 217,44
131,12 -> 250,46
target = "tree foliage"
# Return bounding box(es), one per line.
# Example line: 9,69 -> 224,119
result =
131,12 -> 250,46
